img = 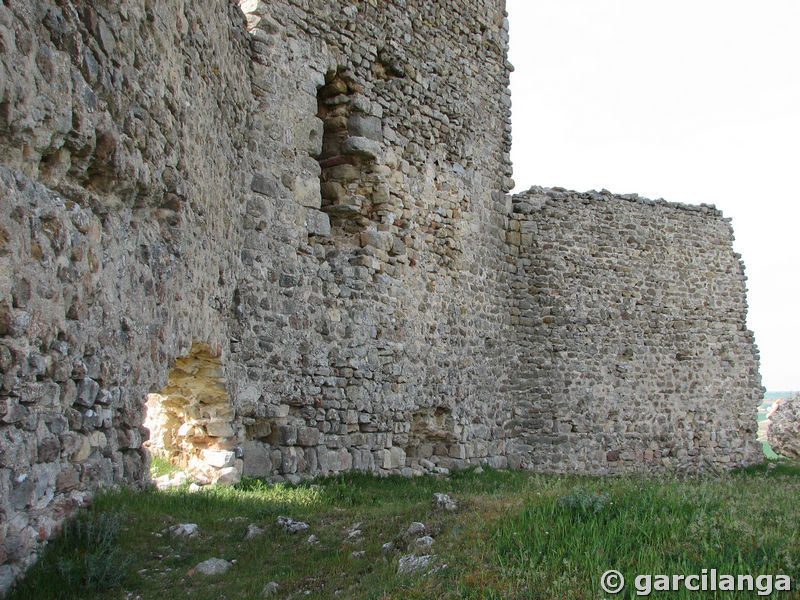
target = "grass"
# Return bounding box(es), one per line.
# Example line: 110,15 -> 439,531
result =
148,455 -> 182,479
763,441 -> 781,459
7,462 -> 800,599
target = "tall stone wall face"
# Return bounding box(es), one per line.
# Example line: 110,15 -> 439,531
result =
508,188 -> 763,473
230,0 -> 516,482
0,0 -> 517,586
0,0 -> 255,587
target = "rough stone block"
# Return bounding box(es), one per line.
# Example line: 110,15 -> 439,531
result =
295,117 -> 324,156
203,450 -> 235,469
270,424 -> 297,445
266,404 -> 290,418
75,378 -> 100,407
327,448 -> 353,472
297,426 -> 320,446
295,175 -> 321,209
251,173 -> 280,197
360,230 -> 393,252
206,421 -> 234,438
383,446 -> 406,470
14,382 -> 60,406
342,136 -> 381,159
242,441 -> 271,478
306,209 -> 331,237
347,114 -> 383,141
71,435 -> 91,462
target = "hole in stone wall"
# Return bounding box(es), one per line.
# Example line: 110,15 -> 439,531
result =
143,343 -> 241,485
403,407 -> 458,461
316,68 -> 383,238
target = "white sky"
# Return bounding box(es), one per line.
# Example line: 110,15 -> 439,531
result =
507,0 -> 800,392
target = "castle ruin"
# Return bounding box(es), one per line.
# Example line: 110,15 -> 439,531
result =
0,0 -> 762,589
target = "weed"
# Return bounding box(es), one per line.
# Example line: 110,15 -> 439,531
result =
55,512 -> 130,591
555,488 -> 608,521
9,512 -> 130,599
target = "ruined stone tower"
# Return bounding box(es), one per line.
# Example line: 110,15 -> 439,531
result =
0,0 -> 762,588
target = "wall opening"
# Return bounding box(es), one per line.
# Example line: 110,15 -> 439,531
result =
316,68 -> 384,239
143,343 -> 241,485
403,406 -> 458,463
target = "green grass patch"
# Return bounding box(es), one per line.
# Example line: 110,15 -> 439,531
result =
762,441 -> 781,459
8,464 -> 800,599
494,476 -> 800,598
148,454 -> 183,479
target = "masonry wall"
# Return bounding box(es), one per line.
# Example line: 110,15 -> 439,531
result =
231,0 -> 516,483
0,0 -> 256,588
0,0 -> 763,592
0,0 -> 516,588
507,188 -> 763,473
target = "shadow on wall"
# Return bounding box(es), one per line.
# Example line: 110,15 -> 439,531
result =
143,343 -> 241,485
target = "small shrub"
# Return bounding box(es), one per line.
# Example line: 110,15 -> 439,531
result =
54,512 -> 130,592
555,489 -> 608,521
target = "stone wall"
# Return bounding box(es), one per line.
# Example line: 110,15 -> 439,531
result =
507,188 -> 763,473
767,394 -> 800,458
0,0 -> 762,592
1,0 -> 254,588
231,0 -> 515,484
0,0 -> 517,587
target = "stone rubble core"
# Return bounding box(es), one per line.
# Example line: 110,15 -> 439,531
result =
0,0 -> 762,591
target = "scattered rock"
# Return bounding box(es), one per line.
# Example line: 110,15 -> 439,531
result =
193,558 -> 232,576
262,581 -> 280,597
397,553 -> 435,575
216,466 -> 242,486
433,493 -> 457,511
307,534 -> 319,545
245,523 -> 265,539
346,522 -> 362,539
404,521 -> 426,539
474,466 -> 484,474
351,550 -> 366,558
381,541 -> 395,553
153,471 -> 189,490
415,535 -> 434,549
277,516 -> 309,534
164,523 -> 199,538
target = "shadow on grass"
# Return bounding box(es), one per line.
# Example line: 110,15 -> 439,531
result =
9,468 -> 511,600
733,458 -> 800,477
9,464 -> 800,600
